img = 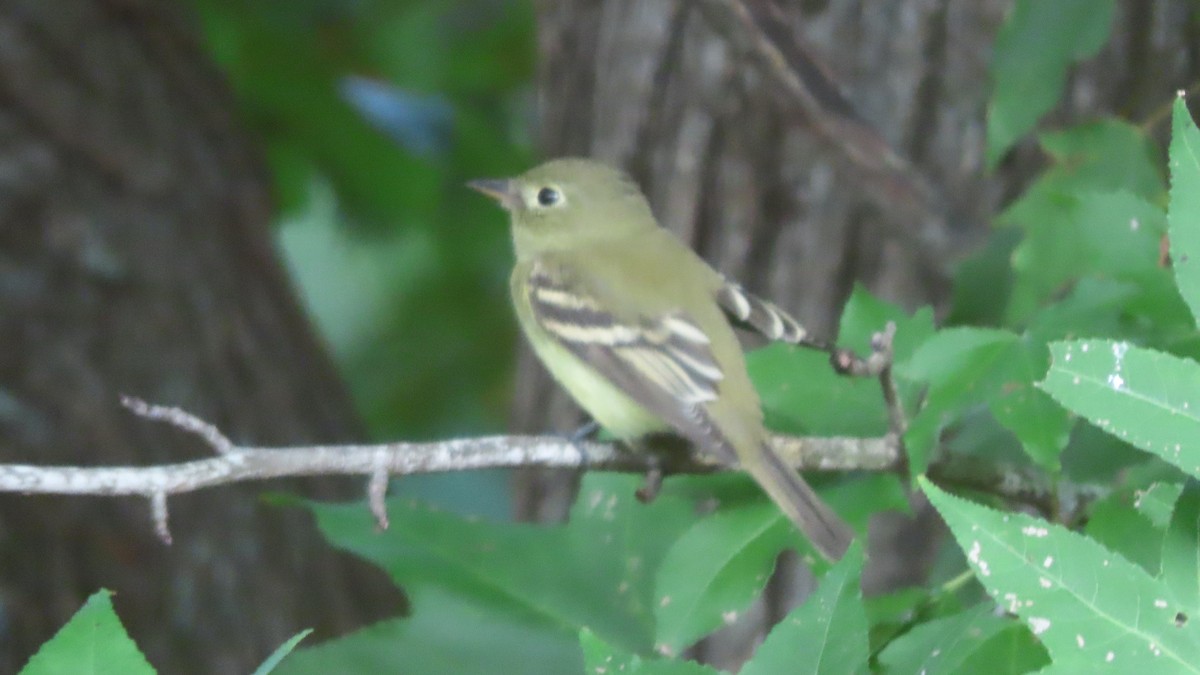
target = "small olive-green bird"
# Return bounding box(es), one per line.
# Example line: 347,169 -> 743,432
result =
469,158 -> 853,560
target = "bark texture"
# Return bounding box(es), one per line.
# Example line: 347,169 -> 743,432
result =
0,1 -> 402,671
518,0 -> 1200,665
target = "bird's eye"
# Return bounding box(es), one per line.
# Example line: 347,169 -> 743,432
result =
536,187 -> 561,207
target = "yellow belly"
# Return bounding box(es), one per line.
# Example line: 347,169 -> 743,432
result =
526,331 -> 667,438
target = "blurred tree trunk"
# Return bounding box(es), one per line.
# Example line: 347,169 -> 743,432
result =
0,1 -> 402,672
517,0 -> 1199,667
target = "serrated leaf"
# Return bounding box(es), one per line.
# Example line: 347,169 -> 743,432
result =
1170,97 -> 1200,325
653,501 -> 800,654
579,629 -> 719,675
904,328 -> 1069,473
955,623 -> 1050,674
748,287 -> 933,438
306,474 -> 698,655
277,587 -> 580,675
748,343 -> 887,436
837,286 -> 936,361
1085,493 -> 1162,575
1040,340 -> 1200,477
877,602 -> 1030,675
1163,481 -> 1200,612
741,543 -> 868,675
999,121 -> 1164,323
922,478 -> 1200,672
986,0 -> 1115,165
21,590 -> 154,675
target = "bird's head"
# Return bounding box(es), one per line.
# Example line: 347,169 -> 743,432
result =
469,158 -> 655,257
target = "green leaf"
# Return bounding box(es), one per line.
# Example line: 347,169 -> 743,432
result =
21,590 -> 154,675
749,286 -> 933,437
876,602 -> 1032,675
1085,493 -> 1162,575
1073,191 -> 1167,281
306,474 -> 699,655
741,543 -> 868,675
653,501 -> 800,654
903,328 -> 1069,472
1040,340 -> 1200,477
954,623 -> 1050,674
1170,97 -> 1200,325
837,286 -> 936,362
579,630 -> 719,675
824,472 -> 911,526
1139,482 -> 1185,529
986,0 -> 1115,165
999,121 -> 1164,323
1162,481 -> 1200,612
252,629 -> 313,675
922,478 -> 1200,672
947,226 -> 1019,326
277,587 -> 580,675
748,343 -> 887,436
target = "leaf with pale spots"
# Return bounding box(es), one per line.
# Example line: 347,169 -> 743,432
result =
877,602 -> 1047,675
306,473 -> 699,658
1040,340 -> 1200,478
578,629 -> 719,675
740,542 -> 867,675
1169,97 -> 1200,324
922,478 -> 1200,672
653,500 -> 803,654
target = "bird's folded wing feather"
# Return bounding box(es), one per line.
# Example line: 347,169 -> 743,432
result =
716,278 -> 814,345
527,263 -> 736,462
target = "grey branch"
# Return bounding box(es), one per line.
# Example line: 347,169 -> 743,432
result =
0,398 -> 1079,542
0,398 -> 901,542
0,401 -> 901,497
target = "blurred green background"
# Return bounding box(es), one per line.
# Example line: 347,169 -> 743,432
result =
193,0 -> 539,516
196,0 -> 532,433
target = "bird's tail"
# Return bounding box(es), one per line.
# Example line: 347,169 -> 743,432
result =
747,443 -> 854,561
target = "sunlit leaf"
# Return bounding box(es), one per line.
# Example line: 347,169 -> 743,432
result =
923,478 -> 1200,671
1041,340 -> 1200,478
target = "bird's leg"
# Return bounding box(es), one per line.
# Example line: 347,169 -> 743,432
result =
567,419 -> 601,444
635,459 -> 664,503
564,418 -> 601,471
631,433 -> 692,503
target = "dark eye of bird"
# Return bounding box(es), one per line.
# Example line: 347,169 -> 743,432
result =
537,187 -> 561,207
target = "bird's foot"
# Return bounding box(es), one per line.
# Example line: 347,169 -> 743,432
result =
635,465 -> 663,503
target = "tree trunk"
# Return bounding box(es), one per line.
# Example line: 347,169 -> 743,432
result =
0,1 -> 402,671
519,0 -> 1199,666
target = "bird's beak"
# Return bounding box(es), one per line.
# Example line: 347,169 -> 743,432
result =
467,178 -> 520,211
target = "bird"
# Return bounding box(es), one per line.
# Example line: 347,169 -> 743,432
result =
469,158 -> 853,560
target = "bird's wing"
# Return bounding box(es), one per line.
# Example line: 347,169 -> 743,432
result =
525,262 -> 736,462
715,278 -> 822,347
